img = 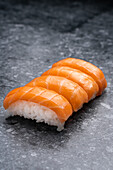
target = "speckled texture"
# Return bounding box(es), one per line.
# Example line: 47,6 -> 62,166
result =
0,0 -> 113,169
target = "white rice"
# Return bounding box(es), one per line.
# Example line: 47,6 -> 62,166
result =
7,100 -> 64,131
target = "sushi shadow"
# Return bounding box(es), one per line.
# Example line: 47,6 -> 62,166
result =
4,116 -> 71,149
4,94 -> 103,149
65,91 -> 107,131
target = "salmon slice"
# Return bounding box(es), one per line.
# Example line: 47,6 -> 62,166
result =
52,58 -> 107,95
42,66 -> 99,101
26,75 -> 88,111
6,87 -> 21,97
3,86 -> 72,122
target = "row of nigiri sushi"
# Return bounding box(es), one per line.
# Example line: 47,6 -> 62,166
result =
3,58 -> 107,131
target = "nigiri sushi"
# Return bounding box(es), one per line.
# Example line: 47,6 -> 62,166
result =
26,75 -> 88,111
42,66 -> 99,101
3,86 -> 72,131
3,57 -> 107,131
52,58 -> 107,95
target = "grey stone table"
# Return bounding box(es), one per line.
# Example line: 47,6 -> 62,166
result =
0,0 -> 113,169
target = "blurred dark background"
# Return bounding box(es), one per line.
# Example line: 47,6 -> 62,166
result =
0,0 -> 113,33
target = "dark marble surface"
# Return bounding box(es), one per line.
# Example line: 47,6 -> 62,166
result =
0,0 -> 113,169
